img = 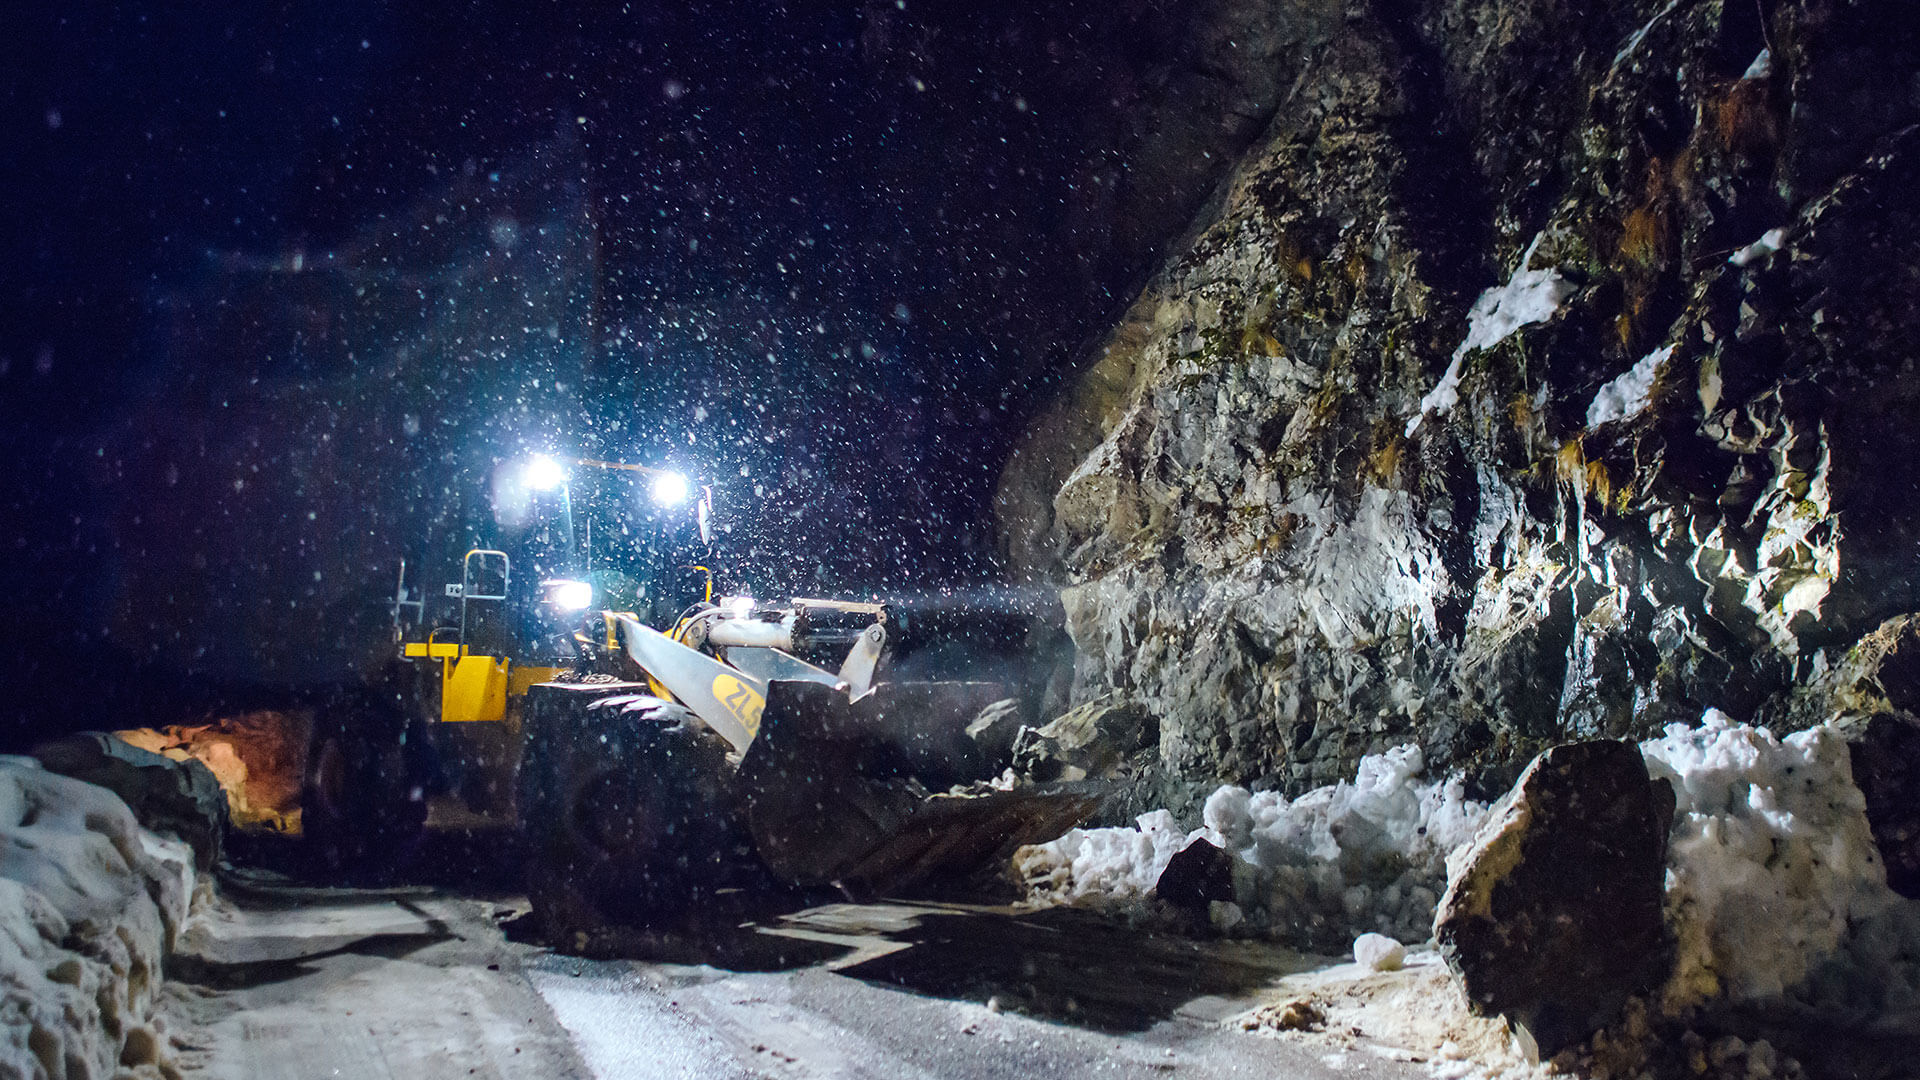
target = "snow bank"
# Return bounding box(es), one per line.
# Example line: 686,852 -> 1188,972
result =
0,756 -> 194,1079
1022,711 -> 1920,1041
1015,745 -> 1489,948
1642,711 -> 1920,1029
1587,344 -> 1671,427
1407,234 -> 1576,436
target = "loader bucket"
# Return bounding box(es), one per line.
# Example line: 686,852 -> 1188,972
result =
736,680 -> 1103,892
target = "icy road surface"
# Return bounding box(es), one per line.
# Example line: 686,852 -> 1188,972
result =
167,876 -> 1433,1080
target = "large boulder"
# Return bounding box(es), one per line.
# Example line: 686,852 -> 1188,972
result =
1433,740 -> 1674,1060
33,732 -> 228,871
1010,695 -> 1157,783
1152,836 -> 1235,912
964,698 -> 1028,772
114,710 -> 309,833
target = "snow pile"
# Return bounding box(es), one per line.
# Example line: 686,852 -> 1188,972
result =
1012,809 -> 1191,910
0,756 -> 194,1079
1586,344 -> 1672,427
1015,745 -> 1489,948
1642,711 -> 1920,1029
1407,234 -> 1576,436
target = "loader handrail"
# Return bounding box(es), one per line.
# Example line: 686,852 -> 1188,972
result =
458,549 -> 511,653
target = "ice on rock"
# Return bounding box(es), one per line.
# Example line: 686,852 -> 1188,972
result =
1587,345 -> 1671,428
1642,710 -> 1920,1031
1728,227 -> 1787,267
1017,745 -> 1489,948
1407,233 -> 1575,436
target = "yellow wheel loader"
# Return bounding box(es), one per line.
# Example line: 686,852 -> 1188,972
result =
348,456 -> 1099,933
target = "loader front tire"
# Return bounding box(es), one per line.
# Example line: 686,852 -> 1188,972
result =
518,683 -> 742,939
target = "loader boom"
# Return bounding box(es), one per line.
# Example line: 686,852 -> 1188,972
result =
614,616 -> 782,753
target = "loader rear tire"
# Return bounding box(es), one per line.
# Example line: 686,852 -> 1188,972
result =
301,685 -> 429,879
518,684 -> 743,939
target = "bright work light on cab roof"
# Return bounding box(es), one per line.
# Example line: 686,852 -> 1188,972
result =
524,454 -> 567,492
650,469 -> 691,507
543,579 -> 594,611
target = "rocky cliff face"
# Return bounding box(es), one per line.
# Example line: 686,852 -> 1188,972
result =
998,0 -> 1920,810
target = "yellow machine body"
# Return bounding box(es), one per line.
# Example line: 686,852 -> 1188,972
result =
402,641 -> 558,725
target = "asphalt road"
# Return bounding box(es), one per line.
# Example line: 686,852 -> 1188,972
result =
163,875 -> 1436,1080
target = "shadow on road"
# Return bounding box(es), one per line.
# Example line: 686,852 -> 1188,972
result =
831,906 -> 1314,1033
225,832 -> 1313,1035
524,896 -> 1318,1034
228,825 -> 530,892
499,887 -> 858,972
166,931 -> 454,990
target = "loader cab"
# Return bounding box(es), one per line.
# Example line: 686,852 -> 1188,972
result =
390,454 -> 715,729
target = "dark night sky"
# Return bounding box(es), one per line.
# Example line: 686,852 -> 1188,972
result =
1,1 -> 1198,733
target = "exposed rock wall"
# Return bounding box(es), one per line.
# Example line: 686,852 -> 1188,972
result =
998,0 -> 1920,806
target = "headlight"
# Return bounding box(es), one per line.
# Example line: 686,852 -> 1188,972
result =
650,469 -> 691,507
544,579 -> 594,611
720,594 -> 755,618
523,454 -> 567,492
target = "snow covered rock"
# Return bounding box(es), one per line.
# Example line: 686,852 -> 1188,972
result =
1586,344 -> 1672,428
0,756 -> 193,1080
1434,740 -> 1674,1059
1727,227 -> 1788,267
1015,808 -> 1190,913
34,731 -> 229,871
1351,932 -> 1404,971
1407,232 -> 1577,436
